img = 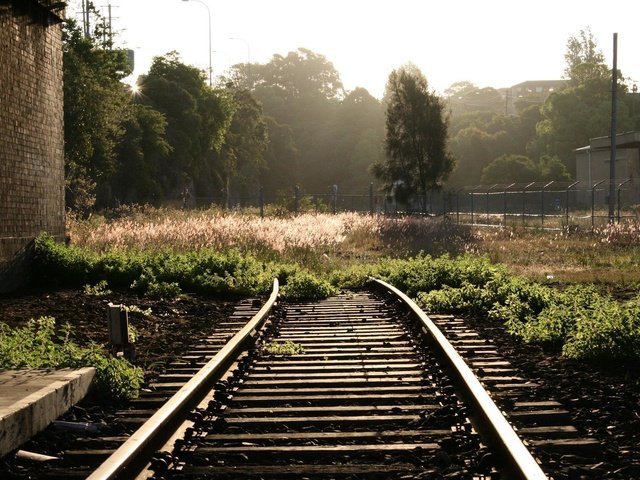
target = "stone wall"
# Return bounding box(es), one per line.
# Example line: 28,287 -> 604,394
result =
0,1 -> 65,291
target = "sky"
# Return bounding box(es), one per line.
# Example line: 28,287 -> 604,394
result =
68,0 -> 640,99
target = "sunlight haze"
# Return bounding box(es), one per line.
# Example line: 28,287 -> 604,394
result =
69,0 -> 639,97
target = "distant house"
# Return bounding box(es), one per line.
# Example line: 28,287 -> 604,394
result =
503,80 -> 566,114
574,131 -> 640,206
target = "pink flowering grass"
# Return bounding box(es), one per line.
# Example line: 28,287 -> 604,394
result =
68,209 -> 381,256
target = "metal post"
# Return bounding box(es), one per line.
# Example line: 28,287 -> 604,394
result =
485,189 -> 489,223
541,181 -> 553,228
259,186 -> 264,219
294,185 -> 300,213
369,183 -> 374,215
609,33 -> 618,223
456,190 -> 460,224
617,178 -> 631,222
470,190 -> 475,225
332,185 -> 338,214
522,182 -> 534,227
503,183 -> 515,227
592,180 -> 605,230
565,181 -> 579,227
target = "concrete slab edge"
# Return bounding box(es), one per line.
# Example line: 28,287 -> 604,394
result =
0,367 -> 96,458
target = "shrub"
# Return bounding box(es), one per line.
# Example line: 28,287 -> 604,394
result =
562,298 -> 640,363
0,317 -> 143,402
280,271 -> 336,300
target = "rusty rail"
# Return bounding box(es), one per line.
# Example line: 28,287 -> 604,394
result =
87,279 -> 279,480
371,277 -> 547,480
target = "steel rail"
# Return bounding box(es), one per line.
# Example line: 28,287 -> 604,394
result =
371,277 -> 547,480
87,279 -> 279,480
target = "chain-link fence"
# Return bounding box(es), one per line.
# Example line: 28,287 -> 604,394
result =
194,180 -> 640,230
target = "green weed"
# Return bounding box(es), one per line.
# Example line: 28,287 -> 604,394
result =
0,317 -> 143,401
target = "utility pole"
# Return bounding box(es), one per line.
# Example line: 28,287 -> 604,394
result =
82,0 -> 91,38
608,33 -> 618,223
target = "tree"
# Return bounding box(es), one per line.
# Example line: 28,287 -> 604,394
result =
480,155 -> 537,184
140,52 -> 234,199
530,28 -> 635,176
373,65 -> 454,210
480,154 -> 570,184
444,81 -> 504,116
214,85 -> 269,206
111,103 -> 172,204
63,17 -> 132,212
564,27 -> 608,86
247,49 -> 345,192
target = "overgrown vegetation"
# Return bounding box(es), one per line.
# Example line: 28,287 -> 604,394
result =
331,252 -> 640,365
0,317 -> 143,401
27,211 -> 640,402
264,340 -> 306,356
34,232 -> 332,300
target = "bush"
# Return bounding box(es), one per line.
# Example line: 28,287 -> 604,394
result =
280,271 -> 336,300
0,317 -> 143,402
562,297 -> 640,363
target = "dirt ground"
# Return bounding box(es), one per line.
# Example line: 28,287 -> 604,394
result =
0,287 -> 237,381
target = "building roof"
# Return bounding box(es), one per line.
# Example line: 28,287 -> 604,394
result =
575,131 -> 640,152
510,80 -> 566,90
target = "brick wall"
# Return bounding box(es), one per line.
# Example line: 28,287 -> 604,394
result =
0,1 -> 65,291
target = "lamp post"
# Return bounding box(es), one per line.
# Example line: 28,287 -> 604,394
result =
228,36 -> 251,88
182,0 -> 212,87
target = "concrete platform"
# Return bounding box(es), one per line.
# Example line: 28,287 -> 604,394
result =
0,368 -> 95,458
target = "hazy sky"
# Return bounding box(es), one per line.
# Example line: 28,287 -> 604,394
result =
69,0 -> 639,98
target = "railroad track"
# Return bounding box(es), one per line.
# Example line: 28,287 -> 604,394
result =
5,279 -> 604,479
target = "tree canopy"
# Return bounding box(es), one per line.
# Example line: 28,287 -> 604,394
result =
374,65 -> 454,210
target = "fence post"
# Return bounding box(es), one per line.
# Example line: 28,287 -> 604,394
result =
456,190 -> 460,224
617,178 -> 631,222
503,183 -> 515,227
471,190 -> 475,225
294,185 -> 300,213
565,181 -> 579,227
522,182 -> 534,227
591,180 -> 605,230
259,186 -> 264,218
485,189 -> 490,223
541,181 -> 553,228
369,183 -> 374,215
332,184 -> 338,214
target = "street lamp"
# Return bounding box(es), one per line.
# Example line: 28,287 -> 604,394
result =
182,0 -> 212,87
228,36 -> 251,88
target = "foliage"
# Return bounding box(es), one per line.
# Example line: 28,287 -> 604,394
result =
531,28 -> 636,175
374,64 -> 454,210
479,154 -> 570,184
480,154 -> 538,183
139,52 -> 235,198
34,232 -> 336,301
214,85 -> 269,206
564,27 -> 607,86
562,295 -> 640,362
0,317 -> 143,401
63,17 -> 132,212
84,280 -> 112,297
264,340 -> 305,355
279,271 -> 336,300
111,104 -> 172,205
